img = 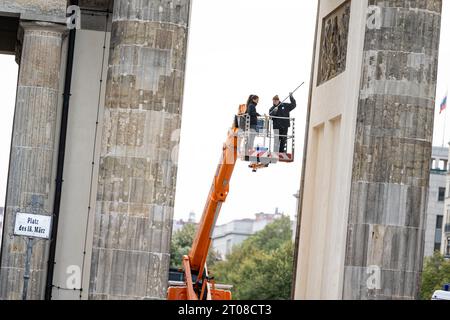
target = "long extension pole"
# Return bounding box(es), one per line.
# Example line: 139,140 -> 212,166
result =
270,82 -> 305,115
282,82 -> 304,103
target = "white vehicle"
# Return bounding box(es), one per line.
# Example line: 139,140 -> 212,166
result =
432,290 -> 450,300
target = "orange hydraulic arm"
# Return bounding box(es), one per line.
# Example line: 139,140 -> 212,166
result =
189,125 -> 238,274
168,116 -> 240,300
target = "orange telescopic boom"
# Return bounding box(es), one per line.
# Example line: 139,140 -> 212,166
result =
189,125 -> 238,273
167,116 -> 240,300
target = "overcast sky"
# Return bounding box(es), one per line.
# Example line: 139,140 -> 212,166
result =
174,0 -> 317,224
0,0 -> 449,225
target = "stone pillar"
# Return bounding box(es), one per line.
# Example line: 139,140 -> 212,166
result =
89,0 -> 191,300
0,22 -> 66,300
343,0 -> 442,300
294,0 -> 442,300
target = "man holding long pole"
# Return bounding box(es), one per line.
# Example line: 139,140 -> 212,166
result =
270,92 -> 297,153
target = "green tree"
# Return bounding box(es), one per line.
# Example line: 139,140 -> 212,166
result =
211,216 -> 294,300
245,215 -> 293,252
421,252 -> 450,300
170,223 -> 221,269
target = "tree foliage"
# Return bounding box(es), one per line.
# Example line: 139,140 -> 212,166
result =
170,223 -> 221,268
211,216 -> 294,300
421,252 -> 450,300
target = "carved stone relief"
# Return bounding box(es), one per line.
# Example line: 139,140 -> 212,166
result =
318,1 -> 351,85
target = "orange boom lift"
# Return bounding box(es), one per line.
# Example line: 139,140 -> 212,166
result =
168,90 -> 299,300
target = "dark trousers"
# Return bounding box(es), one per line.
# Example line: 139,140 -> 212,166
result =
276,127 -> 289,153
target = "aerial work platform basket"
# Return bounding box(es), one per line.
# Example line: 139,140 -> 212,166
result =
235,109 -> 296,169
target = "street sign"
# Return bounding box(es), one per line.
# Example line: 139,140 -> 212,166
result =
14,213 -> 52,239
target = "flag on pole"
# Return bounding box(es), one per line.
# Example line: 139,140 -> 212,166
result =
440,93 -> 447,114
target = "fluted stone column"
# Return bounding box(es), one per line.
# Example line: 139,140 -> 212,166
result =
343,0 -> 442,300
89,0 -> 191,300
0,22 -> 66,300
294,0 -> 442,300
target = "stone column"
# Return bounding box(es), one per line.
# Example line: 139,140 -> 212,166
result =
343,0 -> 442,300
294,0 -> 442,300
89,0 -> 191,300
0,22 -> 66,300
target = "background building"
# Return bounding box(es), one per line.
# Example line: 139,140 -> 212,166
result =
424,147 -> 447,257
442,146 -> 450,258
443,214 -> 450,258
211,209 -> 292,259
172,212 -> 197,235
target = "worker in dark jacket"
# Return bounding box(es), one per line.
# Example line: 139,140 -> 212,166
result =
246,95 -> 260,151
269,93 -> 296,153
246,95 -> 260,127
